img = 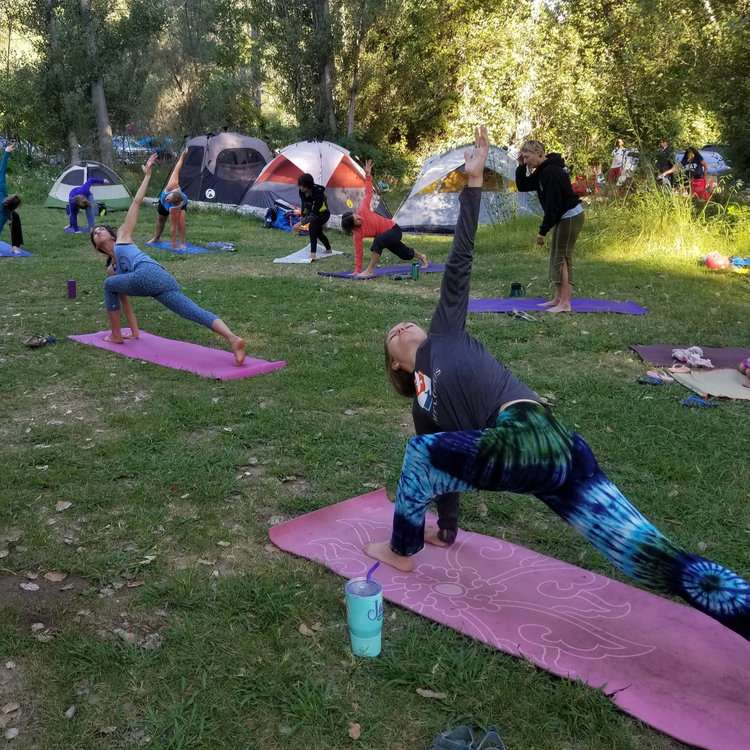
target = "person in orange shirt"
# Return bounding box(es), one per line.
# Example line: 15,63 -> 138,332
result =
341,159 -> 428,278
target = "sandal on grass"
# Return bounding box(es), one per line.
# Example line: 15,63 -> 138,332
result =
510,309 -> 537,322
23,335 -> 55,349
475,727 -> 507,750
680,394 -> 717,408
647,370 -> 674,383
430,725 -> 507,750
637,375 -> 664,386
430,725 -> 477,750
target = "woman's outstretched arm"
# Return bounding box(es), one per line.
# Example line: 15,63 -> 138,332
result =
117,153 -> 159,244
165,150 -> 187,191
428,125 -> 488,335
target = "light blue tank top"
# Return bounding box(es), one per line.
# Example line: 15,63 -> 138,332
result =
159,189 -> 188,212
114,243 -> 159,274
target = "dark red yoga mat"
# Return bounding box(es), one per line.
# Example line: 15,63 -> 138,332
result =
632,344 -> 750,369
70,330 -> 286,381
469,297 -> 648,315
270,490 -> 750,750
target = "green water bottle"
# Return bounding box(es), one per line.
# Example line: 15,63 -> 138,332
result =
411,261 -> 420,280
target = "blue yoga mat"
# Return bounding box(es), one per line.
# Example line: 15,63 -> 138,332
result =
0,241 -> 31,257
318,263 -> 445,280
146,240 -> 235,255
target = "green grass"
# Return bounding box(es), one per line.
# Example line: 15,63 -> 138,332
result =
1,194 -> 749,750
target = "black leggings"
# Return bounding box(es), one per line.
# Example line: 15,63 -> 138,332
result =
372,224 -> 414,261
306,210 -> 331,254
6,211 -> 23,248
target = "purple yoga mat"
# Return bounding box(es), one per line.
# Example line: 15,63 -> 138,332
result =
632,344 -> 750,369
270,490 -> 750,750
69,330 -> 286,381
468,297 -> 648,315
318,262 -> 445,279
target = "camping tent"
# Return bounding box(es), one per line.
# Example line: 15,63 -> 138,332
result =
241,140 -> 390,219
178,132 -> 273,205
45,161 -> 131,211
394,145 -> 540,233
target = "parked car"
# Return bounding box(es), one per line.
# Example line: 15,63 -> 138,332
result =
112,136 -> 151,163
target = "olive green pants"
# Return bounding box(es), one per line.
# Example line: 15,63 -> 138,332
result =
549,211 -> 584,285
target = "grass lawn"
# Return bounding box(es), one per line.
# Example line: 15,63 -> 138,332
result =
1,195 -> 749,750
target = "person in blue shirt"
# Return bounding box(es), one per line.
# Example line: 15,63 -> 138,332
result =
65,176 -> 106,233
148,149 -> 188,250
0,143 -> 23,254
90,153 -> 247,365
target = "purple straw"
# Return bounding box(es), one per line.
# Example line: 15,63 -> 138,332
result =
366,561 -> 380,582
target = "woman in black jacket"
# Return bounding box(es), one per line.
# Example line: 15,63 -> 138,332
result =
293,173 -> 332,261
515,141 -> 584,313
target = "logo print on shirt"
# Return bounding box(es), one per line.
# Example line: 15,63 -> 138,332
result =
414,371 -> 433,412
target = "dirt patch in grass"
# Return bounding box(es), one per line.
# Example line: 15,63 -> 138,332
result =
0,659 -> 31,744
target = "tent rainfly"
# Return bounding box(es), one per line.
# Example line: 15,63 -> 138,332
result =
241,140 -> 390,220
178,132 -> 273,205
45,161 -> 131,211
394,145 -> 540,233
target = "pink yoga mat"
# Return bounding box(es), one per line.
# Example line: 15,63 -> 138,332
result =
69,330 -> 286,381
270,490 -> 750,750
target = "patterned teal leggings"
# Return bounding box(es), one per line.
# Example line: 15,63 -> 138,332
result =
392,401 -> 750,639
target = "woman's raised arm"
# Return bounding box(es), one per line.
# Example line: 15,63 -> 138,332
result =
117,153 -> 159,244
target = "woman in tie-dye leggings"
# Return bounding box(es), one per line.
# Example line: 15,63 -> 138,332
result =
365,127 -> 750,640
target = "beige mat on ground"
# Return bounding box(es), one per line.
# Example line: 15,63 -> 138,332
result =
671,368 -> 750,400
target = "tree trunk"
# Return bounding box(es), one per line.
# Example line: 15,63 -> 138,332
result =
346,16 -> 366,137
250,26 -> 262,109
79,0 -> 113,167
314,0 -> 337,137
91,78 -> 113,166
68,130 -> 80,165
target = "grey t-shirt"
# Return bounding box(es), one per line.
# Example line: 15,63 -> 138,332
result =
411,187 -> 539,436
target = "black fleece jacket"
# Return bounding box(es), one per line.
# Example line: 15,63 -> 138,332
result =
515,153 -> 581,236
299,184 -> 329,220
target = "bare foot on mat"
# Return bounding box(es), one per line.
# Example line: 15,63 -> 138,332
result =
103,334 -> 125,344
537,299 -> 559,308
231,337 -> 246,366
424,528 -> 450,548
355,271 -> 375,279
546,302 -> 572,313
364,541 -> 414,572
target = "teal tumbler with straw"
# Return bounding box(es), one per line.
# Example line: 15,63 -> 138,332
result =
345,562 -> 384,657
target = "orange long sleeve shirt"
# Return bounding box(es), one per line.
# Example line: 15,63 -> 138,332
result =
352,176 -> 395,272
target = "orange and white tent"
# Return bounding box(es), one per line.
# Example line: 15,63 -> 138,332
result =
241,140 -> 390,219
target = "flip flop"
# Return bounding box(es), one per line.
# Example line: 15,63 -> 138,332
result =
668,364 -> 691,374
430,725 -> 477,750
637,375 -> 663,386
647,370 -> 674,383
475,727 -> 507,750
510,309 -> 537,322
23,335 -> 55,349
680,394 -> 717,408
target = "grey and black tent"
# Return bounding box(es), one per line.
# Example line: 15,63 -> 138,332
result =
179,132 -> 273,205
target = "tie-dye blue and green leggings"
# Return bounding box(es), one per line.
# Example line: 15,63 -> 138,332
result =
391,401 -> 749,638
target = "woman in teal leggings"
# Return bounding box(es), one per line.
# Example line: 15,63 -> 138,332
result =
90,154 -> 246,365
366,127 -> 749,640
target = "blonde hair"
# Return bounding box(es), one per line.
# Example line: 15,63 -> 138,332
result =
167,190 -> 183,205
520,140 -> 546,157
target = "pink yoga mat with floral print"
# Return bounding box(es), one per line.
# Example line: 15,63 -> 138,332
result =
270,490 -> 750,750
